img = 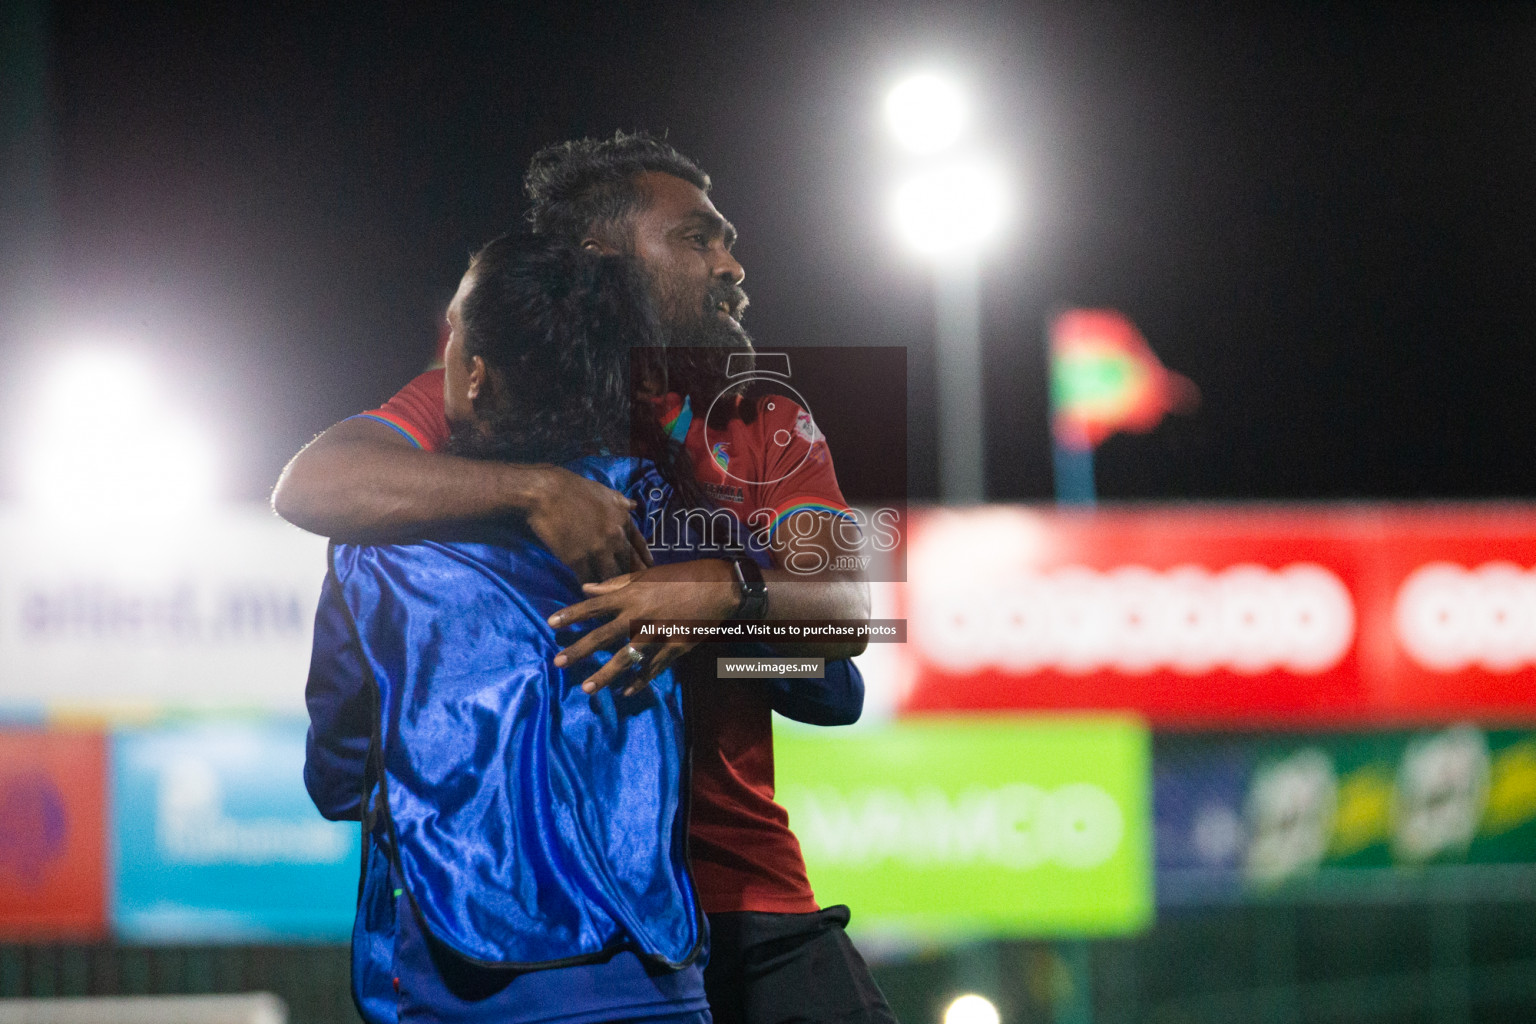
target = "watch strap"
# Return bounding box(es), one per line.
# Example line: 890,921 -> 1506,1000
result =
728,556 -> 768,621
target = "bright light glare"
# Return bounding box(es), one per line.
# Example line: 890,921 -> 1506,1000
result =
944,993 -> 1001,1024
19,348 -> 215,520
885,74 -> 968,154
892,159 -> 1011,257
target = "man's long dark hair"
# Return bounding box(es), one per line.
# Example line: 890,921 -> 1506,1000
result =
446,233 -> 704,508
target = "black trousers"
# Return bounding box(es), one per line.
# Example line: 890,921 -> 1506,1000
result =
703,906 -> 899,1024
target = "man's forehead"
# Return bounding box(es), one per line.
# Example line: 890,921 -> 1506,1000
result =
635,171 -> 728,225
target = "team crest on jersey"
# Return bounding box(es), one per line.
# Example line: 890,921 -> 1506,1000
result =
794,410 -> 823,444
711,442 -> 731,474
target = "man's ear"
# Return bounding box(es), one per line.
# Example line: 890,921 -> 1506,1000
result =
467,355 -> 487,402
581,236 -> 621,255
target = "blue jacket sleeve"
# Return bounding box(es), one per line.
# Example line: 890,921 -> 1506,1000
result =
303,564 -> 373,821
767,654 -> 865,727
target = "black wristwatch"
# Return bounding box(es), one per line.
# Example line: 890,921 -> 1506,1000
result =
727,556 -> 768,621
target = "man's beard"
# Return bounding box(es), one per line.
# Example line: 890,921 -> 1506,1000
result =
649,274 -> 755,414
657,274 -> 752,350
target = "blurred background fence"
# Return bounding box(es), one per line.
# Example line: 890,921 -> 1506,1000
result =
4,899 -> 1534,1023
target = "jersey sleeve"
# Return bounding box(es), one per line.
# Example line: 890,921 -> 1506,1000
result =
747,398 -> 855,538
352,369 -> 450,452
768,655 -> 865,726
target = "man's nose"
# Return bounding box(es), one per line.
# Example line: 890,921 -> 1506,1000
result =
714,248 -> 745,287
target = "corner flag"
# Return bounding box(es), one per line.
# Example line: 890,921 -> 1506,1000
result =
1048,309 -> 1198,452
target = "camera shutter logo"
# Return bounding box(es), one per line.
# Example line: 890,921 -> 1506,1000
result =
703,352 -> 822,488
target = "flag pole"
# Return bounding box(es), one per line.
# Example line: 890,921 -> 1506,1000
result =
1046,310 -> 1097,506
1052,433 -> 1097,506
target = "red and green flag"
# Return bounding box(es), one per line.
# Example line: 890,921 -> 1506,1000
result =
1049,309 -> 1198,450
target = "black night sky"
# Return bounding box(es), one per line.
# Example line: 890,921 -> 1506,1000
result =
10,2 -> 1536,506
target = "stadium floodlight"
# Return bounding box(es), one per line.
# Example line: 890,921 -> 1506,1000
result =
19,347 -> 216,520
943,993 -> 1001,1024
891,158 -> 1011,259
882,72 -> 1012,503
885,73 -> 968,154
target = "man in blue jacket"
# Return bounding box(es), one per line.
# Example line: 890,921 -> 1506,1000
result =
304,236 -> 863,1024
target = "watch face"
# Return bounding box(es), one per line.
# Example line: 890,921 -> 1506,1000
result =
729,556 -> 767,619
732,555 -> 765,584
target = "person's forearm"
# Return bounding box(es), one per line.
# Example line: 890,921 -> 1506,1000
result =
761,570 -> 870,659
275,416 -> 649,579
272,423 -> 550,540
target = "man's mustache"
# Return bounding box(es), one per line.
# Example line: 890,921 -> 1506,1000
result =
706,282 -> 750,322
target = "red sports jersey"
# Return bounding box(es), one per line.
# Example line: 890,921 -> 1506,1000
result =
360,371 -> 853,914
359,371 -> 451,451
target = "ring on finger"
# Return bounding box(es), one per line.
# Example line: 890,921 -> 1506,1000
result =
623,644 -> 645,668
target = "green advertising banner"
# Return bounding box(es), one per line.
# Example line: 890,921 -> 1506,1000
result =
773,716 -> 1153,938
1266,728 -> 1536,873
1156,727 -> 1536,904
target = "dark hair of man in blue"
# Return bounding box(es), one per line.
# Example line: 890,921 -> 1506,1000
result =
446,233 -> 706,510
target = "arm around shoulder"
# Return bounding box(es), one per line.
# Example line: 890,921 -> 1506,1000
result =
271,415 -> 548,541
271,416 -> 652,579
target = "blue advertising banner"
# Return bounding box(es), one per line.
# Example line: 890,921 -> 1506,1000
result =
111,719 -> 359,941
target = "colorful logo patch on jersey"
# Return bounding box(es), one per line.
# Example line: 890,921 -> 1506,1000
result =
794,410 -> 824,445
661,396 -> 693,443
711,442 -> 731,474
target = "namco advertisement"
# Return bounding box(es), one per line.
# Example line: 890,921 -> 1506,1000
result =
894,505 -> 1536,727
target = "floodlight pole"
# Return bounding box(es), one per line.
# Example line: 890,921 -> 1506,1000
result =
934,255 -> 986,503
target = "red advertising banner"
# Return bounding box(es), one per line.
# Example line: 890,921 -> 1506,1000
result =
895,505 -> 1536,727
0,730 -> 108,939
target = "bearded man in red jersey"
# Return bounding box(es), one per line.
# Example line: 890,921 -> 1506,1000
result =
274,133 -> 896,1024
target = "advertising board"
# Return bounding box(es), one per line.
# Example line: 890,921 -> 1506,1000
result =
1155,726 -> 1536,904
0,729 -> 108,939
111,719 -> 359,941
774,716 -> 1152,937
897,505 -> 1536,726
0,507 -> 326,716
